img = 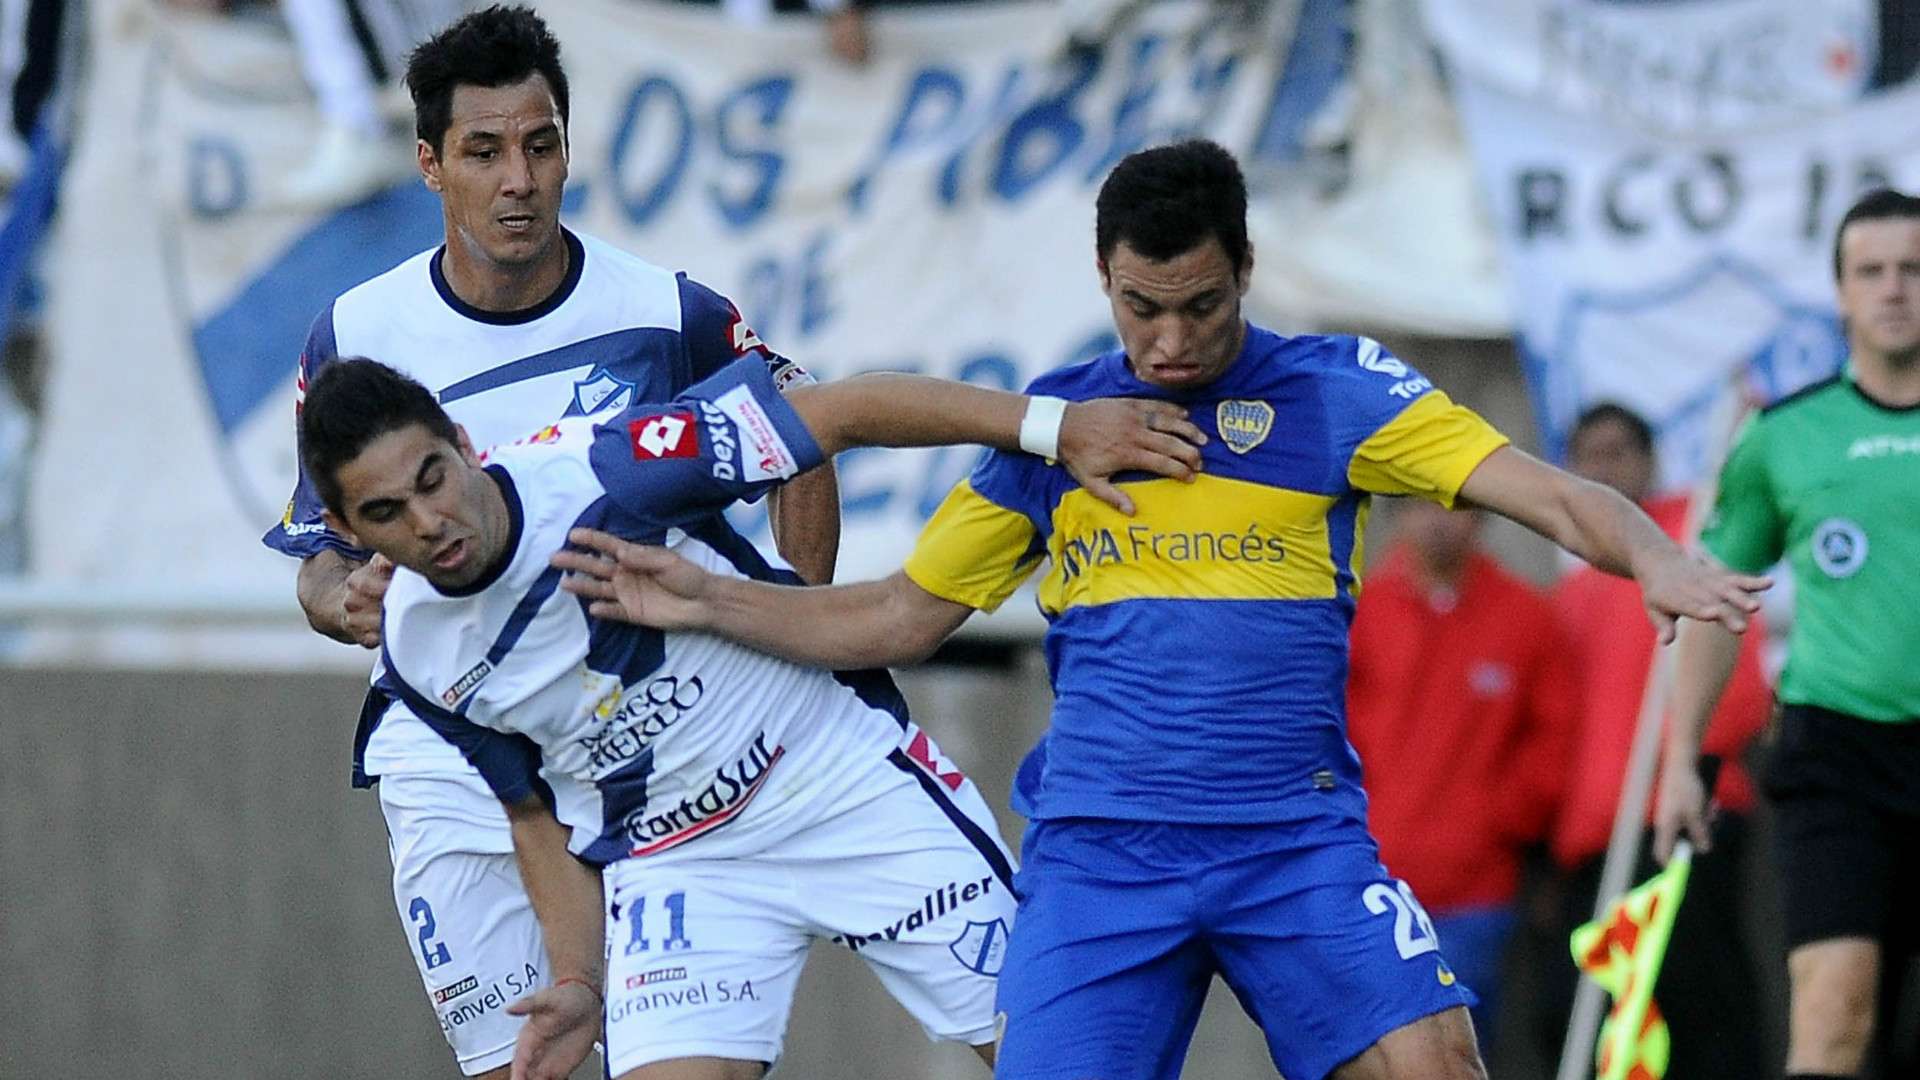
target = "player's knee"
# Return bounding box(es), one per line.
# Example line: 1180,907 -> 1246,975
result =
1790,946 -> 1879,1064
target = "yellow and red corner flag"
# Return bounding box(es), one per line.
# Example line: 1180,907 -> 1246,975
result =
1570,841 -> 1693,1080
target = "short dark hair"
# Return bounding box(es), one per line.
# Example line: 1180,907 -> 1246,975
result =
1095,139 -> 1250,272
1833,187 -> 1920,280
406,5 -> 570,156
1568,401 -> 1654,457
300,359 -> 459,519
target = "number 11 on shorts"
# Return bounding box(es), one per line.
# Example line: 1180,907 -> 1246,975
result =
622,891 -> 694,956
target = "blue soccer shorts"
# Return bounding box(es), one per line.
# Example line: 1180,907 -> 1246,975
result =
993,814 -> 1474,1080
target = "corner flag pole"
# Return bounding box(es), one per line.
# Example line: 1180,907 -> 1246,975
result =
1554,379 -> 1755,1080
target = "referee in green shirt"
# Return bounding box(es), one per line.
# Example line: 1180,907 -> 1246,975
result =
1659,188 -> 1920,1080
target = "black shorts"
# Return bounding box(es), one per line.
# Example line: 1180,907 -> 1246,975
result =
1764,704 -> 1920,951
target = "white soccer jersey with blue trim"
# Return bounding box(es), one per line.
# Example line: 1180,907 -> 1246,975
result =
260,228 -> 810,786
376,359 -> 906,864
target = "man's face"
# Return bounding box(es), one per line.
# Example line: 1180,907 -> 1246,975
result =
1567,418 -> 1655,504
324,424 -> 508,591
1399,499 -> 1480,572
1100,236 -> 1251,391
1836,216 -> 1920,362
419,74 -> 569,274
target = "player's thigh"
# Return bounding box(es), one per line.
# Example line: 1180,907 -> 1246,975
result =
602,859 -> 810,1077
992,819 -> 1214,1080
795,768 -> 1018,1047
382,784 -> 541,1077
1328,1006 -> 1485,1080
614,1057 -> 766,1080
1205,824 -> 1476,1080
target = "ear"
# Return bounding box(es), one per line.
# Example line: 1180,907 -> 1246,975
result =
321,510 -> 358,548
1237,242 -> 1255,297
456,424 -> 481,466
418,139 -> 443,193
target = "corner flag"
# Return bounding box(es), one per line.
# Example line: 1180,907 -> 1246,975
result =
1569,840 -> 1693,1080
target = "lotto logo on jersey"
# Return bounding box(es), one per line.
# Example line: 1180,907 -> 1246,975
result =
728,312 -> 766,356
902,726 -> 966,792
629,412 -> 699,461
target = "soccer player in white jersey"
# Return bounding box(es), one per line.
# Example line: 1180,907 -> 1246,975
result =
260,9 -> 838,1074
295,352 -> 1207,1080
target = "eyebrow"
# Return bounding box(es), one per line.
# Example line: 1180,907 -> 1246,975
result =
354,451 -> 445,519
1122,287 -> 1222,307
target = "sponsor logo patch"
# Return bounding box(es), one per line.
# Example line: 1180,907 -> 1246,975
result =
626,967 -> 687,989
835,875 -> 997,952
714,385 -> 797,482
1216,399 -> 1274,455
572,367 -> 637,416
431,975 -> 479,1005
629,412 -> 699,460
903,727 -> 966,792
441,660 -> 492,707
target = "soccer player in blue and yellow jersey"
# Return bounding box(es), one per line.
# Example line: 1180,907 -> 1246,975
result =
553,141 -> 1771,1080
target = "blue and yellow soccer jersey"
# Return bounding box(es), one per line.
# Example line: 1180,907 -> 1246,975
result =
905,327 -> 1509,826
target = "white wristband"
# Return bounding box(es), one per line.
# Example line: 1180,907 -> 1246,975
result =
1018,396 -> 1068,460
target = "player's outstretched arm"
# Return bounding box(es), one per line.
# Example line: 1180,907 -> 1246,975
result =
1653,618 -> 1743,863
1456,446 -> 1770,642
767,463 -> 840,585
502,796 -> 604,1080
554,528 -> 973,669
785,376 -> 1206,515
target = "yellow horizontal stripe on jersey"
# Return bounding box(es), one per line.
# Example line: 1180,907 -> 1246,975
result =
1347,390 -> 1510,505
904,479 -> 1044,613
1037,474 -> 1340,613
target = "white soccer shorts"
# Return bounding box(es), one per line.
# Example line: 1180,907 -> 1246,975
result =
600,742 -> 1018,1076
379,771 -> 543,1076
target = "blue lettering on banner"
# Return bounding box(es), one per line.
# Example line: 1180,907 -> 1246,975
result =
611,76 -> 695,227
847,67 -> 968,214
188,136 -> 248,219
993,50 -> 1101,202
710,76 -> 795,230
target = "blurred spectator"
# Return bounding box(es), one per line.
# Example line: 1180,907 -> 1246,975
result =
1347,498 -> 1576,1053
675,0 -> 872,66
0,0 -> 65,186
278,0 -> 465,207
1539,401 -> 1770,1079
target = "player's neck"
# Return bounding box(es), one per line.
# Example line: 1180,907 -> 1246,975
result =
441,233 -> 572,315
1849,345 -> 1920,407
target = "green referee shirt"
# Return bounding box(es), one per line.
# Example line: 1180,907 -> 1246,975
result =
1700,369 -> 1920,722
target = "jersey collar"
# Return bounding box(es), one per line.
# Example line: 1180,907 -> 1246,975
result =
430,229 -> 587,326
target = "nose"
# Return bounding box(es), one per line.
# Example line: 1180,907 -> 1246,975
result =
1157,315 -> 1190,360
500,145 -> 535,197
405,501 -> 447,541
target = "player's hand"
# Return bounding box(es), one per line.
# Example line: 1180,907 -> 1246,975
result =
1653,755 -> 1713,864
554,528 -> 717,630
340,554 -> 394,649
1056,399 -> 1206,515
1636,549 -> 1770,645
507,978 -> 601,1080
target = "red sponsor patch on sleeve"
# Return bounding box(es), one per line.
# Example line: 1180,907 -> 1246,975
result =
628,412 -> 699,460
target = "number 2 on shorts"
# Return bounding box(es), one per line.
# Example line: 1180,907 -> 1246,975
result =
1362,880 -> 1439,960
409,896 -> 453,970
623,890 -> 694,955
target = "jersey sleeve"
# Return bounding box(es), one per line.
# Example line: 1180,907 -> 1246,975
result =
1329,339 -> 1509,505
375,663 -> 546,804
677,274 -> 815,391
904,450 -> 1048,613
589,355 -> 826,528
260,305 -> 373,562
1698,414 -> 1785,574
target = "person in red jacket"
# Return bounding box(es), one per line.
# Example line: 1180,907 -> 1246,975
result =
1348,497 -> 1578,1053
1540,402 -> 1773,1078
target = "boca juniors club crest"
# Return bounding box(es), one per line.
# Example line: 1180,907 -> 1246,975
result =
949,918 -> 1009,977
572,366 -> 638,417
1217,400 -> 1274,454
